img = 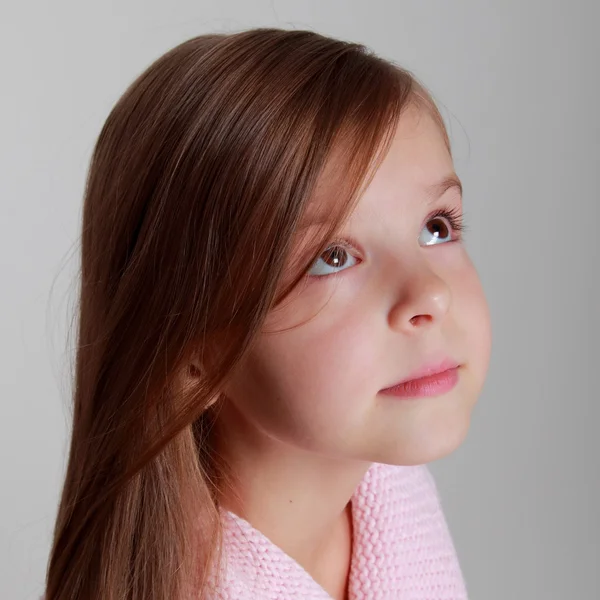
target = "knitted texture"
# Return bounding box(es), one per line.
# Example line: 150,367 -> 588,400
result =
209,462 -> 468,599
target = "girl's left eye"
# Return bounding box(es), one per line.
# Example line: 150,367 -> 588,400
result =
419,206 -> 466,246
307,207 -> 466,278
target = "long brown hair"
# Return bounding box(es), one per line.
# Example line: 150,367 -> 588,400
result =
46,27 -> 450,599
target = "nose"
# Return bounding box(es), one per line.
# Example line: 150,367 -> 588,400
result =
388,264 -> 451,333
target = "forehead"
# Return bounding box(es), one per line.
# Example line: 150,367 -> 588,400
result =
302,106 -> 456,228
354,108 -> 457,217
374,106 -> 453,189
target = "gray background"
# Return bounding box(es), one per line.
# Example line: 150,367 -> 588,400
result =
1,1 -> 598,598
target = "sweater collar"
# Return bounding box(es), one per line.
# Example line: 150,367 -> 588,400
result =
216,462 -> 467,599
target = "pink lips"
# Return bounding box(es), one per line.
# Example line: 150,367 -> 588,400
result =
379,358 -> 460,399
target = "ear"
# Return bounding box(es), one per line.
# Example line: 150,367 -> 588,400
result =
186,358 -> 222,411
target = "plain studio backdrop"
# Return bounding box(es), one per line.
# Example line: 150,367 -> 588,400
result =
1,1 -> 598,598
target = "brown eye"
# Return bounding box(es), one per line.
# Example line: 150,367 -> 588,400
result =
427,217 -> 450,240
307,243 -> 358,277
322,246 -> 349,268
420,207 -> 465,246
419,214 -> 454,246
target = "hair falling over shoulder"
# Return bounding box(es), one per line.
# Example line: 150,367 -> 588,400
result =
45,27 -> 448,599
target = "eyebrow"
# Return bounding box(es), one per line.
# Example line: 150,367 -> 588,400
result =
424,174 -> 463,204
300,173 -> 463,229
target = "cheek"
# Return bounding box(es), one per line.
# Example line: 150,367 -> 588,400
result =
229,311 -> 378,448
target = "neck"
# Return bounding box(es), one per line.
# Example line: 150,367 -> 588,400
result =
211,400 -> 370,592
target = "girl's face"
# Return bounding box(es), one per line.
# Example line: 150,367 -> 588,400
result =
220,105 -> 491,466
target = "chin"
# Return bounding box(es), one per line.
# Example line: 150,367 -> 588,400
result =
369,411 -> 472,466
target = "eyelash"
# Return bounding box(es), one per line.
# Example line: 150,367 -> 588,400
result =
430,205 -> 467,236
311,206 -> 467,275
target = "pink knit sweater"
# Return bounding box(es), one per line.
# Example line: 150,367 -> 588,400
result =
209,462 -> 468,599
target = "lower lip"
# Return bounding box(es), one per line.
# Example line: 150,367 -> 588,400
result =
379,367 -> 460,399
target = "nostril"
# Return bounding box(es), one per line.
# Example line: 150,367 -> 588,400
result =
410,314 -> 432,326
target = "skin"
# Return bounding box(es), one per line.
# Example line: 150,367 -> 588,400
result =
209,104 -> 492,599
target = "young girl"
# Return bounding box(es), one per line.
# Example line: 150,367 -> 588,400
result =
45,27 -> 491,600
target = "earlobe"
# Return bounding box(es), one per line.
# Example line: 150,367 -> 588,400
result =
204,394 -> 220,410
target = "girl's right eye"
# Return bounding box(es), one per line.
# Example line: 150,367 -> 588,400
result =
307,242 -> 359,278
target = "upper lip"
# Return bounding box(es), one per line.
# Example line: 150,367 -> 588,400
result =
382,357 -> 460,389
